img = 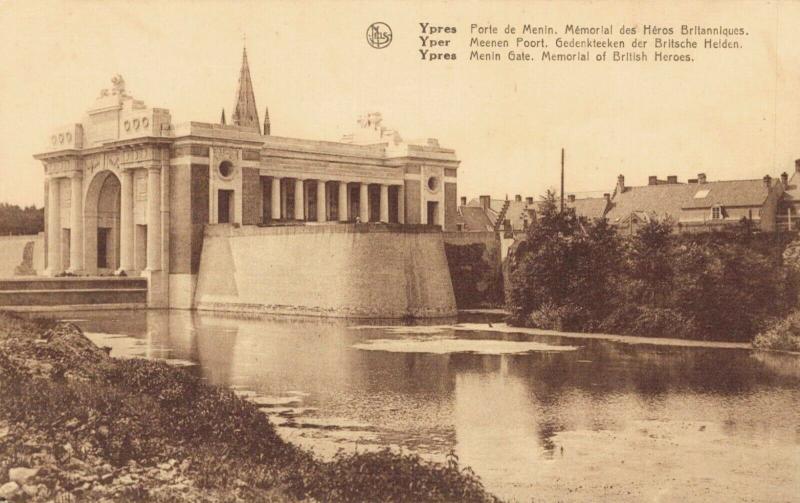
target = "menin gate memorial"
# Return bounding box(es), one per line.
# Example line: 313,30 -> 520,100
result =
34,49 -> 459,318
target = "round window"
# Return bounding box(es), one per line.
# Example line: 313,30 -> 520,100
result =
218,160 -> 233,178
427,176 -> 439,191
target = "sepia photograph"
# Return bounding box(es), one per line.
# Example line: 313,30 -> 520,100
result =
0,0 -> 798,501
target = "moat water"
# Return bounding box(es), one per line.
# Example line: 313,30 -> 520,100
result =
61,309 -> 799,502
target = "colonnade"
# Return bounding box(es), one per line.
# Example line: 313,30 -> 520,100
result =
266,177 -> 404,224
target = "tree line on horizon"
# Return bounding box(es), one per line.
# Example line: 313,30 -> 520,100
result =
0,203 -> 44,236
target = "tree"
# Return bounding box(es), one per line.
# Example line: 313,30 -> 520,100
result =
506,194 -> 797,342
506,192 -> 621,330
671,241 -> 795,341
0,203 -> 44,235
623,219 -> 674,306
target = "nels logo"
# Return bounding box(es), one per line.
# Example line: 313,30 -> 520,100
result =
366,22 -> 392,49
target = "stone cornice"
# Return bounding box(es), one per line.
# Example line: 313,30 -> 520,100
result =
33,149 -> 81,162
171,136 -> 264,149
100,136 -> 174,150
384,156 -> 460,169
34,136 -> 172,162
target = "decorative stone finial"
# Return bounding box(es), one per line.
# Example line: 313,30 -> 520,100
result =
98,74 -> 127,99
111,74 -> 126,95
358,112 -> 383,130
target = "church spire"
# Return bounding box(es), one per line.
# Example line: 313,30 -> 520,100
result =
220,108 -> 226,125
263,106 -> 270,135
231,46 -> 260,133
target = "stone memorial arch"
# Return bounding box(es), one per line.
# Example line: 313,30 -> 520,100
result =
83,170 -> 121,274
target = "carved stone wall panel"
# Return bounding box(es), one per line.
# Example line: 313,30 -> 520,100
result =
84,155 -> 102,176
105,152 -> 120,170
45,158 -> 79,177
212,147 -> 240,162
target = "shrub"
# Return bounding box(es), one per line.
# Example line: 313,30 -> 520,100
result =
305,449 -> 497,502
527,302 -> 589,332
599,304 -> 698,339
753,312 -> 800,352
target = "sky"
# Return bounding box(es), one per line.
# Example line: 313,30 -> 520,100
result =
1,0 -> 799,206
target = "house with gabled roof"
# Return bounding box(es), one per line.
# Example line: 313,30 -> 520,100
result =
777,160 -> 800,230
453,196 -> 495,232
462,195 -> 535,234
459,192 -> 611,235
458,161 -> 790,240
565,193 -> 612,221
606,172 -> 785,233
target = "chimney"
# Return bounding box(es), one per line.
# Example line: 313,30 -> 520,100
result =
603,193 -> 611,202
781,172 -> 789,187
568,194 -> 576,203
763,174 -> 772,188
667,175 -> 678,184
795,159 -> 800,173
479,195 -> 491,211
525,196 -> 534,204
460,196 -> 467,206
617,174 -> 625,193
648,176 -> 658,186
697,173 -> 707,184
514,194 -> 522,202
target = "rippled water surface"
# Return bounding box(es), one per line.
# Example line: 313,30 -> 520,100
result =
60,310 -> 800,502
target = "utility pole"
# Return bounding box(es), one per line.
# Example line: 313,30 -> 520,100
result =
560,148 -> 565,213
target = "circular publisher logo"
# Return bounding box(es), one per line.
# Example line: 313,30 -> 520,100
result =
366,22 -> 392,49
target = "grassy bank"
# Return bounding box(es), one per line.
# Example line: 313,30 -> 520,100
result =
0,311 -> 498,502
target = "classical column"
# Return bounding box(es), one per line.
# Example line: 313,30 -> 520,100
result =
271,176 -> 282,220
316,180 -> 326,222
380,184 -> 389,223
397,184 -> 405,224
280,179 -> 288,218
68,172 -> 83,272
46,177 -> 61,275
119,169 -> 134,271
160,157 -> 170,273
338,181 -> 348,222
359,183 -> 369,222
146,166 -> 162,271
294,178 -> 305,220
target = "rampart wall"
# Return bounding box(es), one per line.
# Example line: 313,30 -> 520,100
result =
194,223 -> 457,318
442,231 -> 503,308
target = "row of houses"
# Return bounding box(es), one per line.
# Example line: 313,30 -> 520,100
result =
455,160 -> 800,235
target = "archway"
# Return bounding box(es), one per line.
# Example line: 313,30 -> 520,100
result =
84,170 -> 121,274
